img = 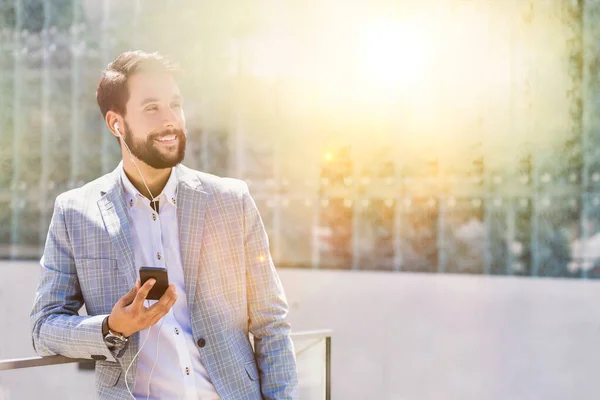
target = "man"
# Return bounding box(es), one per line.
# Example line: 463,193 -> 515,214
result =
30,50 -> 298,400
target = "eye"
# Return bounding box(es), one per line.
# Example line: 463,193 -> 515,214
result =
171,102 -> 182,109
145,105 -> 158,112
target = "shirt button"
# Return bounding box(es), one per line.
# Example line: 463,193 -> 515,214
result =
197,338 -> 206,348
129,199 -> 133,207
152,213 -> 157,221
175,327 -> 180,335
185,367 -> 190,375
157,252 -> 162,260
172,197 -> 176,204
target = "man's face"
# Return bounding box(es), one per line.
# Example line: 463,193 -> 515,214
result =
121,71 -> 186,169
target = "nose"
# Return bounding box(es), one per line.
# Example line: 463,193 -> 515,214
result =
162,108 -> 181,130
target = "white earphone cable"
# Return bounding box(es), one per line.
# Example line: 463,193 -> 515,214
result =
115,123 -> 166,399
146,319 -> 165,400
125,301 -> 153,399
115,124 -> 157,204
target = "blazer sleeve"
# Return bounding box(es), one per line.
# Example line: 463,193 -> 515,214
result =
242,183 -> 299,399
30,195 -> 119,362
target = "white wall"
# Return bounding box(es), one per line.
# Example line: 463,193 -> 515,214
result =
1,261 -> 95,400
278,269 -> 600,400
2,262 -> 600,399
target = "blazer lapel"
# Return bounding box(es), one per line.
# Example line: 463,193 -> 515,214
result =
97,167 -> 137,288
176,165 -> 208,311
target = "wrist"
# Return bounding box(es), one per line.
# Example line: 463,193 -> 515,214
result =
105,315 -> 128,338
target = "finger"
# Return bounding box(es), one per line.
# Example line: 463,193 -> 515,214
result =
131,278 -> 156,309
148,291 -> 178,326
146,284 -> 176,317
117,282 -> 139,307
146,284 -> 177,319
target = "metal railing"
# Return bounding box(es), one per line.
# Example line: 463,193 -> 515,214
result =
0,329 -> 331,400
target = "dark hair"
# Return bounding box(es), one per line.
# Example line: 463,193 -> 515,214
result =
96,50 -> 180,119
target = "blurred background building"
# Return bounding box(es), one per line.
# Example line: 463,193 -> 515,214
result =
3,0 -> 600,399
2,0 -> 600,279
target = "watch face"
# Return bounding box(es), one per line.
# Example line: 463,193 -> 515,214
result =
106,334 -> 125,345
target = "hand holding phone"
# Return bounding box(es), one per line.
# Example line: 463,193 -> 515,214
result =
106,267 -> 177,337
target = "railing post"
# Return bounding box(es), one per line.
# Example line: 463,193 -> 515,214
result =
325,336 -> 331,400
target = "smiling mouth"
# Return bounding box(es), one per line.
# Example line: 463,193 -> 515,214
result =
155,135 -> 178,144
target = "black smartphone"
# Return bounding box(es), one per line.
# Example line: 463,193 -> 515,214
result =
139,266 -> 169,300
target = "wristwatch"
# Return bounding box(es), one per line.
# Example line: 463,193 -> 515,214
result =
102,316 -> 129,346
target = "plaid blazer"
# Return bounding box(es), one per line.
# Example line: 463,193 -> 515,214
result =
30,163 -> 298,400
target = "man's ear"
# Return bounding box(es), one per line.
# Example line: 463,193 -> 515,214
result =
105,111 -> 122,138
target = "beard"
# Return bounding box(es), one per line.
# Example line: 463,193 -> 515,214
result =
122,121 -> 186,169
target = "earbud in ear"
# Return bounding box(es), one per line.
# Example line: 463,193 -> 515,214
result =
114,123 -> 123,137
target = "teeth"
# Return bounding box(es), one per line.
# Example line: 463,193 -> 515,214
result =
158,135 -> 176,142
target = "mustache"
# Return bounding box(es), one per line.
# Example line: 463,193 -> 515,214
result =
148,128 -> 186,141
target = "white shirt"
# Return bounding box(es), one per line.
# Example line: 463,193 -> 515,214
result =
120,164 -> 220,400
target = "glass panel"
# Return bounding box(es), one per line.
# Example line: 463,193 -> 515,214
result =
443,198 -> 485,274
292,334 -> 329,400
398,197 -> 438,273
356,198 -> 395,271
277,197 -> 314,268
317,198 -> 353,270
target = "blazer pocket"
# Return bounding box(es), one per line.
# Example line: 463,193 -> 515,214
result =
244,360 -> 259,382
95,362 -> 122,387
76,258 -> 122,314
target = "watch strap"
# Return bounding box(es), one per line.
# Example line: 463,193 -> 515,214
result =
102,315 -> 110,337
102,315 -> 127,339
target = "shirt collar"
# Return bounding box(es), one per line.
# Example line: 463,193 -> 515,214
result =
119,162 -> 178,209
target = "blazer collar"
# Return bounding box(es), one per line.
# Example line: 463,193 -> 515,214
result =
98,161 -> 202,197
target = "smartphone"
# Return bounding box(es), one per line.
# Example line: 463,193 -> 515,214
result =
139,266 -> 169,301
